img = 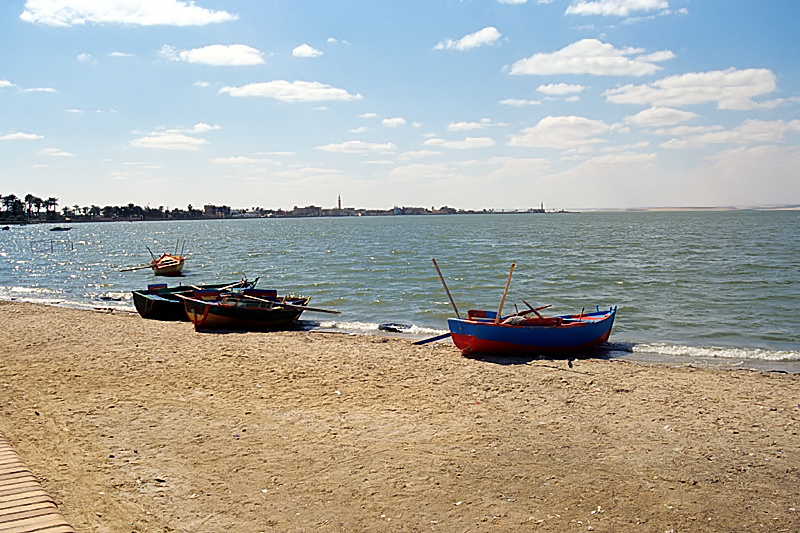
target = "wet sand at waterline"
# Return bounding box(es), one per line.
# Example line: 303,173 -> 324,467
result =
0,301 -> 798,532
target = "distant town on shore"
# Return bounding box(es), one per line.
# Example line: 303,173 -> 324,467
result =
0,192 -> 553,223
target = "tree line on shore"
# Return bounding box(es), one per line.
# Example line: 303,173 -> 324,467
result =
0,192 -> 203,222
2,191 -> 519,224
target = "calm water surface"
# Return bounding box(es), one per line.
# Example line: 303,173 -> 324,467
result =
1,211 -> 798,370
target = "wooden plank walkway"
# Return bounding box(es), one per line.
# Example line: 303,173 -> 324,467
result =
0,433 -> 75,532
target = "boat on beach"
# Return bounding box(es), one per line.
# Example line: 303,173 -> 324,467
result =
180,288 -> 313,331
432,258 -> 617,356
448,306 -> 617,355
132,280 -> 255,321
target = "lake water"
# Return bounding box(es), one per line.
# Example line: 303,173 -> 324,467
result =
1,211 -> 798,371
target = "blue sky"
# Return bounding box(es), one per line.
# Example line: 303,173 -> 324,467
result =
1,0 -> 799,211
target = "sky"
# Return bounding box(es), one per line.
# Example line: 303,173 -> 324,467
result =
1,0 -> 800,212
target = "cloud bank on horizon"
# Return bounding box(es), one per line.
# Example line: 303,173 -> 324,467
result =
1,0 -> 799,210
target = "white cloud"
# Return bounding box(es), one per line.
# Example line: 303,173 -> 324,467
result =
507,115 -> 613,149
435,27 -> 502,51
161,44 -> 264,66
499,0 -> 529,4
382,117 -> 407,128
22,87 -> 57,93
660,119 -> 800,150
537,83 -> 585,95
424,137 -> 497,149
130,132 -> 209,150
0,80 -> 14,89
500,98 -> 541,106
219,80 -> 363,103
0,132 -> 43,141
39,148 -> 74,157
315,141 -> 397,154
76,52 -> 95,63
349,126 -> 367,134
211,156 -> 275,167
652,125 -> 724,137
565,0 -> 669,17
624,107 -> 697,127
638,50 -> 675,62
20,0 -> 238,27
447,119 -> 501,131
360,113 -> 379,119
604,68 -> 780,110
509,38 -> 673,76
292,44 -> 323,58
398,150 -> 442,160
190,123 -> 220,133
108,51 -> 134,58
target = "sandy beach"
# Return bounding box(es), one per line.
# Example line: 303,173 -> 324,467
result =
0,300 -> 798,532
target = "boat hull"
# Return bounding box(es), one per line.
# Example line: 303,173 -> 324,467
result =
131,281 -> 253,321
151,254 -> 185,276
182,295 -> 310,331
448,307 -> 616,356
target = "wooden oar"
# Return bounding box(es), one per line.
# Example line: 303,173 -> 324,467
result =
522,299 -> 550,319
220,280 -> 250,291
432,258 -> 460,319
241,294 -> 341,314
495,263 -> 515,324
119,264 -> 153,272
412,332 -> 451,345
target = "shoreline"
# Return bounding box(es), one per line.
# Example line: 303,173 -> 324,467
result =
1,300 -> 798,531
2,204 -> 799,227
4,295 -> 799,374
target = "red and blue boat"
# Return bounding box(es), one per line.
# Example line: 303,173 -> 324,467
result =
447,306 -> 617,356
431,259 -> 616,356
180,288 -> 311,331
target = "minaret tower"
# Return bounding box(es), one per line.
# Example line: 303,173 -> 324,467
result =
338,195 -> 342,210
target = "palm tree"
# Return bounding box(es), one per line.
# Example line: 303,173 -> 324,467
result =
24,194 -> 35,219
32,196 -> 43,220
3,194 -> 18,215
45,197 -> 58,219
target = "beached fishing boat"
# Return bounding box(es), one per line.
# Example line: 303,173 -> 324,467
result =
180,288 -> 313,331
430,259 -> 616,355
447,306 -> 617,355
131,280 -> 255,321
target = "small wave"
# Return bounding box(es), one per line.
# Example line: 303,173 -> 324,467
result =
623,342 -> 800,362
304,319 -> 447,338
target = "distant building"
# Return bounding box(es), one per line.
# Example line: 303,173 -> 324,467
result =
230,209 -> 259,218
291,205 -> 322,217
393,206 -> 430,215
204,204 -> 231,218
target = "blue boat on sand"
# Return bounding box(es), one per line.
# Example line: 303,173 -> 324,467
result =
447,306 -> 617,356
432,259 -> 616,356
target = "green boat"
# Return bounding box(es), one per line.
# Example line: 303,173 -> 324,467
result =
132,279 -> 254,321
